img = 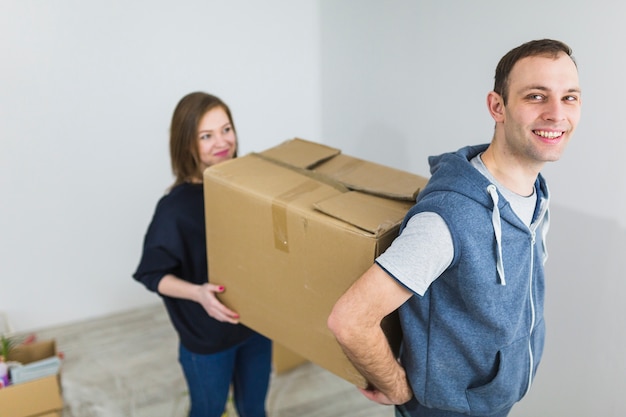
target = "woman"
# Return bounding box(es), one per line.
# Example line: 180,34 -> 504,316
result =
133,92 -> 272,417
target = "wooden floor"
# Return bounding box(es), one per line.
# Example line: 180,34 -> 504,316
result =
30,303 -> 394,417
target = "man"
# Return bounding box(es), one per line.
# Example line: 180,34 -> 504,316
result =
327,39 -> 581,417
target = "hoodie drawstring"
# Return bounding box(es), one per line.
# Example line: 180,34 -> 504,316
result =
487,184 -> 506,285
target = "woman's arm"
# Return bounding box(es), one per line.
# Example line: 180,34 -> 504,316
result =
158,274 -> 241,324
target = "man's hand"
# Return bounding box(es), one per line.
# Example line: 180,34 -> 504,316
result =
359,380 -> 413,405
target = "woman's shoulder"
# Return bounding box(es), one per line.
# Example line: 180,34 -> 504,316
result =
161,182 -> 203,204
158,183 -> 203,208
144,183 -> 204,242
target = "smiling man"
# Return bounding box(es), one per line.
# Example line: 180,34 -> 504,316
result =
328,39 -> 581,417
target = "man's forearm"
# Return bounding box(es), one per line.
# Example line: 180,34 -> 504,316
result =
328,263 -> 414,404
335,324 -> 413,404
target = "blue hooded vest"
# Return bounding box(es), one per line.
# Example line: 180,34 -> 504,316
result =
397,144 -> 549,415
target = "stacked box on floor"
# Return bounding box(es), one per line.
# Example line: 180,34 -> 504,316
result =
203,138 -> 428,387
0,340 -> 63,417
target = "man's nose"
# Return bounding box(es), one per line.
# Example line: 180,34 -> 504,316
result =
543,100 -> 566,121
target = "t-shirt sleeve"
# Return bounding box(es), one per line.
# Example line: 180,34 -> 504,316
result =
375,211 -> 453,296
133,202 -> 183,293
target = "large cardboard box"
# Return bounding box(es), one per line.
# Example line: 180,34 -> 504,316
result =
204,138 -> 428,387
0,340 -> 63,417
272,342 -> 307,374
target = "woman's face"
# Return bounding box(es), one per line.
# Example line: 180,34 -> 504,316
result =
196,106 -> 237,170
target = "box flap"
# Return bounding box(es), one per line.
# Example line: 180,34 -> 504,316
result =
7,340 -> 56,365
314,191 -> 413,235
313,153 -> 428,201
260,138 -> 428,201
260,137 -> 340,169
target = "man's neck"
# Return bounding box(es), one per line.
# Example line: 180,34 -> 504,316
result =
480,143 -> 541,197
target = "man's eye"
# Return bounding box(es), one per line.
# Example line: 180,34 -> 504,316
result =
564,95 -> 579,102
529,94 -> 544,100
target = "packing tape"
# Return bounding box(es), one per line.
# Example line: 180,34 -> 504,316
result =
272,180 -> 321,252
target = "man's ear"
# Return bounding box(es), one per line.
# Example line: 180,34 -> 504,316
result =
487,91 -> 505,123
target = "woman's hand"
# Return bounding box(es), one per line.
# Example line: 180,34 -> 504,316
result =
195,283 -> 241,324
157,275 -> 241,324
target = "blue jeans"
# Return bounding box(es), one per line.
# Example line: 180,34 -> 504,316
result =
179,333 -> 272,417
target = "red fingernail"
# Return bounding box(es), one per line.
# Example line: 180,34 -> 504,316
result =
218,286 -> 224,291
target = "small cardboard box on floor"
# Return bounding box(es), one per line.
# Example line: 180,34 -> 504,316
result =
0,340 -> 63,417
204,138 -> 428,387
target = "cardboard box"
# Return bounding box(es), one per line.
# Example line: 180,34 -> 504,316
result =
204,138 -> 428,387
0,340 -> 63,417
272,342 -> 308,374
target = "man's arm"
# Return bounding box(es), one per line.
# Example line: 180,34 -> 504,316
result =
327,263 -> 414,405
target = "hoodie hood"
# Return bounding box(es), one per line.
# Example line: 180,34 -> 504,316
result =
410,144 -> 550,285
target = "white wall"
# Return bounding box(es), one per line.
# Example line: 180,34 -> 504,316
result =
0,1 -> 321,331
319,0 -> 626,415
2,0 -> 625,415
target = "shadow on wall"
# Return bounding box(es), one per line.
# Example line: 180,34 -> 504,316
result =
511,203 -> 626,416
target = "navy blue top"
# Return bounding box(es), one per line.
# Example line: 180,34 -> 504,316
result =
133,183 -> 255,354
